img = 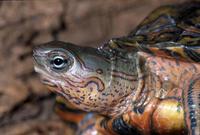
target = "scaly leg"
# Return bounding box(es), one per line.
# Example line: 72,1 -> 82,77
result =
77,114 -> 141,135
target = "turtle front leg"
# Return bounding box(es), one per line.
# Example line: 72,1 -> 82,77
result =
76,113 -> 101,135
183,76 -> 200,135
77,114 -> 140,135
77,114 -> 114,135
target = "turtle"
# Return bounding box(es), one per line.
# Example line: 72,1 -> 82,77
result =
33,2 -> 200,135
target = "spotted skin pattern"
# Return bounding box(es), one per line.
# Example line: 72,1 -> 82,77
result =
84,52 -> 200,135
33,2 -> 200,135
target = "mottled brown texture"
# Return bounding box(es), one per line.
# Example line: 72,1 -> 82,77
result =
0,0 -> 188,134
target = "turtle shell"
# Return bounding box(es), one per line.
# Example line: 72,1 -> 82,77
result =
109,2 -> 200,62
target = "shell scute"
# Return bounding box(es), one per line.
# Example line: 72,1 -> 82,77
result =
103,2 -> 200,63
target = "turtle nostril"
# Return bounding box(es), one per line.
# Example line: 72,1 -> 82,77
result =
33,54 -> 41,66
33,45 -> 49,57
32,52 -> 46,68
33,45 -> 41,54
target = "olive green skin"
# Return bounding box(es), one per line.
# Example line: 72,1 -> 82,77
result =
33,41 -> 137,116
33,2 -> 200,135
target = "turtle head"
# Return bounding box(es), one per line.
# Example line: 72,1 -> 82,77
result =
33,41 -> 137,116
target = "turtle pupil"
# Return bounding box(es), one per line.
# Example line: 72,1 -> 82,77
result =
51,56 -> 66,70
54,58 -> 63,66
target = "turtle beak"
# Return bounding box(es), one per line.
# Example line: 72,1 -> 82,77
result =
33,48 -> 43,68
33,45 -> 49,72
33,45 -> 49,58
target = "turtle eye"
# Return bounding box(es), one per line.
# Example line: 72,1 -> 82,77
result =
51,56 -> 67,70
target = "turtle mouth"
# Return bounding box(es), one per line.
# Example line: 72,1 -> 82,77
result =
40,74 -> 57,88
41,77 -> 57,87
34,65 -> 57,88
33,53 -> 61,91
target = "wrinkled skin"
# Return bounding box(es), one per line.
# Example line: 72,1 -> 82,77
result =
33,2 -> 200,135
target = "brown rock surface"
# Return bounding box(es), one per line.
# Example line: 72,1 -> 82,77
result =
0,0 -> 187,134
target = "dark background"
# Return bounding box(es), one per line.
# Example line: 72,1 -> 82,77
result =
0,0 -> 188,135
